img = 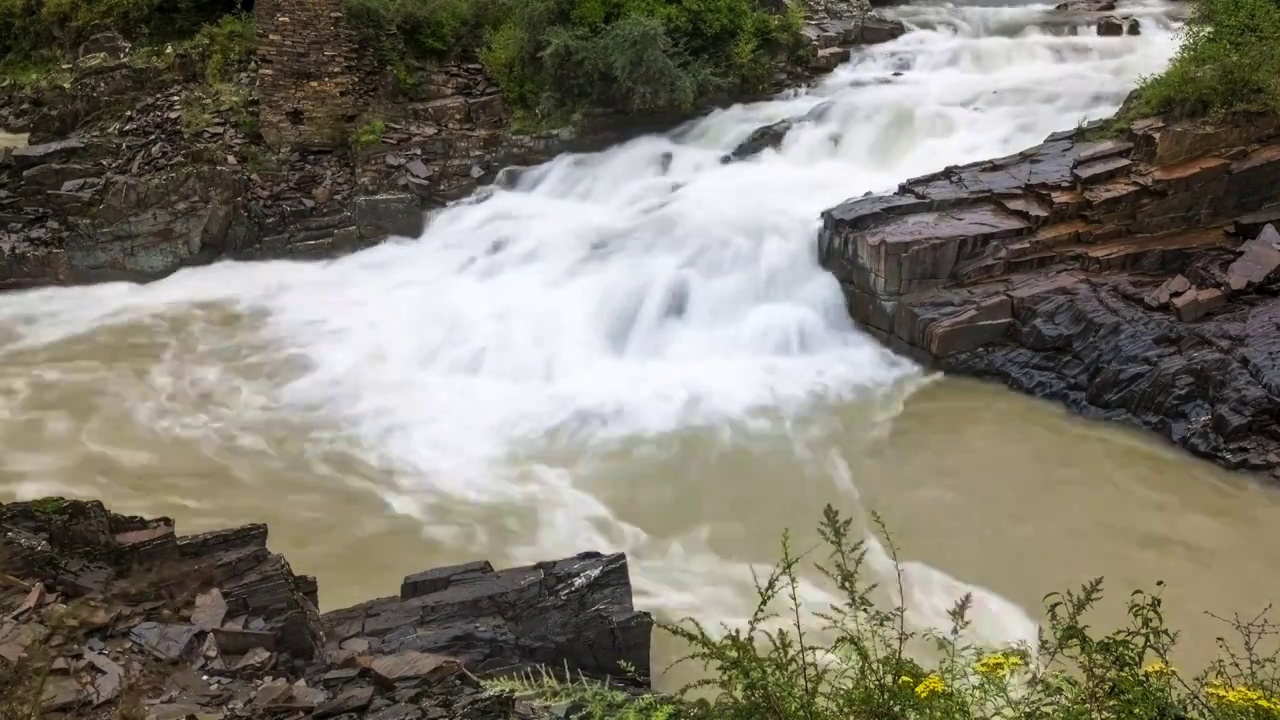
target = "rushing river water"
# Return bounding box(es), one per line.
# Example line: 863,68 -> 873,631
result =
5,0 -> 1280,688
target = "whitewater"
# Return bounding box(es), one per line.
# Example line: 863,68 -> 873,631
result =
0,0 -> 1183,655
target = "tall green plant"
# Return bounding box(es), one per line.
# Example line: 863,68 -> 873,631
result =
1128,0 -> 1280,119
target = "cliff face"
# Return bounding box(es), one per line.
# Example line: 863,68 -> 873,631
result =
818,114 -> 1280,478
0,4 -> 905,290
0,498 -> 652,718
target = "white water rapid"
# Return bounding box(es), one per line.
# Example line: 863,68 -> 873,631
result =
1,0 -> 1188,665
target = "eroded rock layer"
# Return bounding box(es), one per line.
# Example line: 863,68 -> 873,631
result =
0,498 -> 652,719
818,114 -> 1280,477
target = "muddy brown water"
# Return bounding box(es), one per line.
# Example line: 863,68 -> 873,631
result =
2,327 -> 1277,690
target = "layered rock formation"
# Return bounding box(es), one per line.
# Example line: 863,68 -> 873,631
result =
0,4 -> 906,290
818,114 -> 1280,478
0,498 -> 652,718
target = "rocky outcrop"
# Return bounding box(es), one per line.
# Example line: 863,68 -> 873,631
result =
0,498 -> 653,718
818,114 -> 1280,478
0,6 -> 905,290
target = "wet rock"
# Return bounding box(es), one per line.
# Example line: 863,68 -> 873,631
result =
131,622 -> 199,662
1096,15 -> 1125,35
355,193 -> 426,240
818,118 -> 1280,478
725,120 -> 793,162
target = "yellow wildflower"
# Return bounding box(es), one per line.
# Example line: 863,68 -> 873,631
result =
975,652 -> 1024,679
914,673 -> 946,699
898,675 -> 914,686
1204,681 -> 1280,711
1142,660 -> 1175,676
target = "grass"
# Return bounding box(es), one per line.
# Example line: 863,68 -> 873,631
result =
496,505 -> 1280,720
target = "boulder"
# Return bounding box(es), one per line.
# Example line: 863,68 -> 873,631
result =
724,119 -> 793,162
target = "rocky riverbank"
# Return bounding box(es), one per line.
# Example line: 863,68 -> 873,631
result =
0,498 -> 653,719
817,111 -> 1280,479
0,0 -> 906,290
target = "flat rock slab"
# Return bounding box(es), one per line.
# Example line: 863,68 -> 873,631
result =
371,651 -> 461,686
131,622 -> 199,662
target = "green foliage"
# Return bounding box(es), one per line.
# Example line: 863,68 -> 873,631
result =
0,0 -> 246,75
1122,0 -> 1280,121
343,0 -> 802,116
489,664 -> 679,720
182,12 -> 254,83
654,505 -> 1280,720
350,117 -> 385,154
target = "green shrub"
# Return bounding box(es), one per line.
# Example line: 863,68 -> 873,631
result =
344,0 -> 801,117
651,505 -> 1280,720
350,117 -> 385,155
0,0 -> 247,75
1125,0 -> 1280,120
183,12 -> 254,83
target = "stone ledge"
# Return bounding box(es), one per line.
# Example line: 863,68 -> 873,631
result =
817,114 -> 1280,478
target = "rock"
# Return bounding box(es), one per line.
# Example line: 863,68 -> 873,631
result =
326,552 -> 654,681
1233,207 -> 1280,239
314,686 -> 375,718
290,683 -> 328,709
212,628 -> 276,654
0,621 -> 49,663
1172,287 -> 1229,322
405,160 -> 431,179
253,678 -> 293,707
817,118 -> 1280,478
725,120 -> 793,162
10,138 -> 86,168
41,675 -> 83,711
370,651 -> 462,686
191,588 -> 228,631
84,650 -> 124,705
131,622 -> 199,662
234,646 -> 273,672
78,31 -> 130,60
355,193 -> 425,240
1096,15 -> 1125,35
367,703 -> 424,720
1144,274 -> 1192,308
1226,227 -> 1280,291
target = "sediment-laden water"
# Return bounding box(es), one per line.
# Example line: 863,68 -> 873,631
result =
5,0 -> 1277,689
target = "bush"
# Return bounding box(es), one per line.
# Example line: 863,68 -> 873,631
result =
1125,0 -> 1280,120
0,0 -> 248,76
183,12 -> 254,83
344,0 -> 802,117
505,506 -> 1280,720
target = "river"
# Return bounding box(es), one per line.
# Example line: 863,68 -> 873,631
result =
4,0 -> 1280,690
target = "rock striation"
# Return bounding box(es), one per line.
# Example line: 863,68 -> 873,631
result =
0,498 -> 653,719
818,113 -> 1280,478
